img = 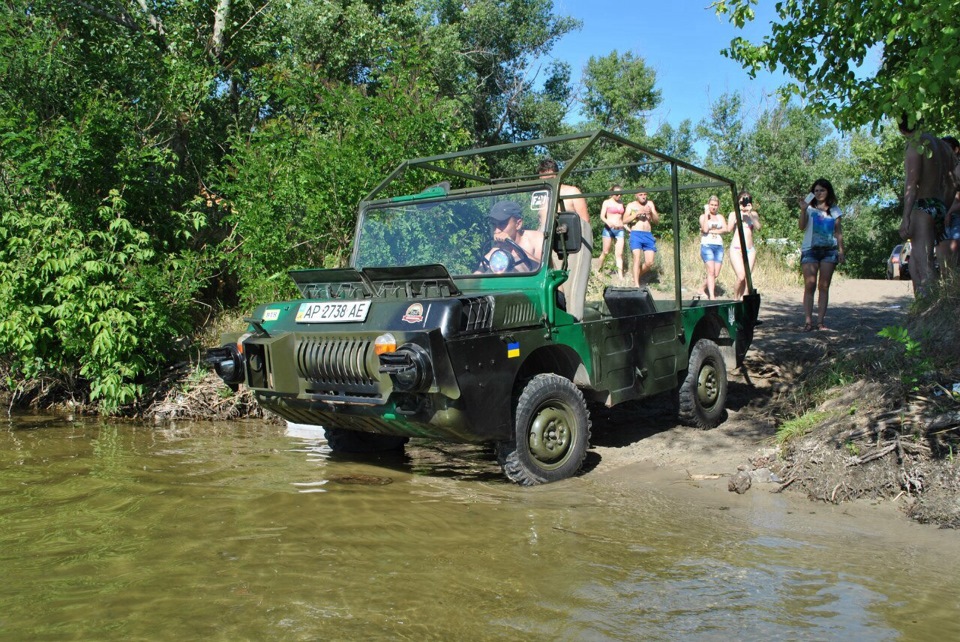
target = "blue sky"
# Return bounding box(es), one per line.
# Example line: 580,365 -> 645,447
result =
546,1 -> 790,130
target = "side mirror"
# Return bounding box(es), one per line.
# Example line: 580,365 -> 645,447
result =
553,212 -> 582,255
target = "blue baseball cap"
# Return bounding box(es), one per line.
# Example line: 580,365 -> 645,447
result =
487,201 -> 522,222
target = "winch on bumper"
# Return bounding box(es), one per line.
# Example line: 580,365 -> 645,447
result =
206,326 -> 494,441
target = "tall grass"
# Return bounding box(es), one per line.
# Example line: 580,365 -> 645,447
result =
590,235 -> 803,298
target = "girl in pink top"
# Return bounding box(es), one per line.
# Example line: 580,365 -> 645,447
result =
596,185 -> 627,280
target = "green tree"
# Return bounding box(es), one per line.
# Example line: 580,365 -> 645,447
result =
427,0 -> 581,145
712,0 -> 960,131
0,0 -> 219,410
220,76 -> 470,304
696,93 -> 748,173
649,120 -> 698,164
581,50 -> 661,139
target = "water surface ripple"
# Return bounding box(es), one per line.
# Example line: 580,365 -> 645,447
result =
1,417 -> 957,640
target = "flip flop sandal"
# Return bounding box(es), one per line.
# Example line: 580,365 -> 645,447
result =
802,323 -> 814,332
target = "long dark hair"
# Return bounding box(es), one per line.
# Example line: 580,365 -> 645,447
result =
810,178 -> 837,207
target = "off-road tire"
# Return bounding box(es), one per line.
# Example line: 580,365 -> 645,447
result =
496,373 -> 591,486
325,427 -> 408,453
677,339 -> 727,429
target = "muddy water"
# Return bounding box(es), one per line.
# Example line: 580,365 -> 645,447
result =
2,416 -> 958,641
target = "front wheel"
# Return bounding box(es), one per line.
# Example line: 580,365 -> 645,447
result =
677,339 -> 728,429
496,374 -> 591,486
325,427 -> 409,453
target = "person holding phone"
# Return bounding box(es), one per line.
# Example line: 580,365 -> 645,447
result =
727,190 -> 761,300
798,178 -> 844,331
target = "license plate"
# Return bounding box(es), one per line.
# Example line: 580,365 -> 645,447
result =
295,301 -> 370,323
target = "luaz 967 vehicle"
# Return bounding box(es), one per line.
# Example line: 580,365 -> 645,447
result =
207,130 -> 761,485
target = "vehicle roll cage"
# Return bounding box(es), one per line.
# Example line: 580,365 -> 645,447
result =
363,129 -> 754,299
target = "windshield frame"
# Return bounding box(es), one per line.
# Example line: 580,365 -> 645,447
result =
351,185 -> 553,279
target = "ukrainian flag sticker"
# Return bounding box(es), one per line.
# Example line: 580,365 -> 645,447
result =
507,342 -> 520,359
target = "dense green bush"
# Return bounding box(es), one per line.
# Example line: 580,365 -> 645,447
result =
0,191 -> 208,412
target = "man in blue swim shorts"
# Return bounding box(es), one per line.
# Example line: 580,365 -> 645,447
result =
624,191 -> 660,287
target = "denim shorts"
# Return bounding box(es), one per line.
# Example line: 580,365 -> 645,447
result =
801,247 -> 839,264
700,244 -> 724,263
602,226 -> 625,240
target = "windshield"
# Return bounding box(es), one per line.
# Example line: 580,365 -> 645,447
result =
353,188 -> 549,277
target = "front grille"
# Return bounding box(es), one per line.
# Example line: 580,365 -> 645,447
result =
296,336 -> 377,386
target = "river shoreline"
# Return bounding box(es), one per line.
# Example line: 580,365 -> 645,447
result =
7,278 -> 959,528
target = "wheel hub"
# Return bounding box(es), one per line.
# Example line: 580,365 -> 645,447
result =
528,406 -> 571,465
697,364 -> 719,407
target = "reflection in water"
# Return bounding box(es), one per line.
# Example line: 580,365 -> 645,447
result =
0,416 -> 958,640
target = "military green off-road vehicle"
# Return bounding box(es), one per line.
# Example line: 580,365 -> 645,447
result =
208,131 -> 760,485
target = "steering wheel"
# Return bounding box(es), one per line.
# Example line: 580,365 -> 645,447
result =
478,239 -> 537,273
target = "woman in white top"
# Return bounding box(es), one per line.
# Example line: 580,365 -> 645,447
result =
698,195 -> 728,300
727,190 -> 761,300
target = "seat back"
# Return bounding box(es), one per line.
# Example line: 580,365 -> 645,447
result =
603,286 -> 657,318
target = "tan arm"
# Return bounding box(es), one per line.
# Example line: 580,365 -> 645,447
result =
901,143 -> 921,239
648,200 -> 660,225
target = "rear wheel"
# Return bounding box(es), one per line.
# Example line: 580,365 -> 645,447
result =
324,427 -> 408,453
677,339 -> 727,429
496,374 -> 591,486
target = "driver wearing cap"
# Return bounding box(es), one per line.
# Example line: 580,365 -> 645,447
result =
479,201 -> 544,273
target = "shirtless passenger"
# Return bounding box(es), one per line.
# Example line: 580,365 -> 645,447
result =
899,118 -> 958,296
537,158 -> 591,319
536,158 -> 589,232
623,191 -> 660,287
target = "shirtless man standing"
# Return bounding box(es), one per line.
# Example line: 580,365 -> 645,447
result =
623,191 -> 660,287
899,118 -> 958,296
537,158 -> 591,319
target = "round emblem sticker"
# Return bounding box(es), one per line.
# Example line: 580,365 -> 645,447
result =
402,303 -> 424,324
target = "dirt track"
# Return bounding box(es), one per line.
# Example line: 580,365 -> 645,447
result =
589,277 -> 916,477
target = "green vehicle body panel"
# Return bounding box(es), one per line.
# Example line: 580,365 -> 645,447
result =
214,130 -> 760,448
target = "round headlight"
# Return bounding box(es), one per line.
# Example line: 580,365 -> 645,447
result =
378,343 -> 433,392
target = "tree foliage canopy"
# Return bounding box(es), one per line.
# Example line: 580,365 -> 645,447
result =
712,0 -> 960,133
581,50 -> 660,139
